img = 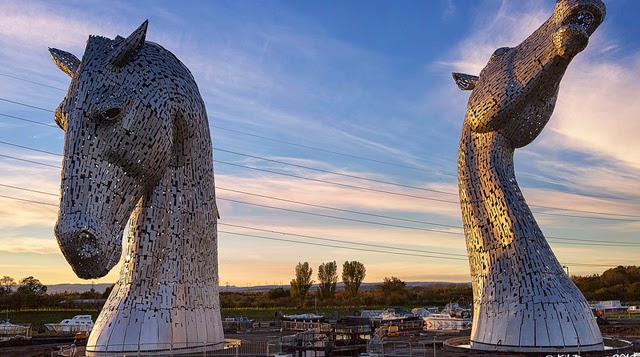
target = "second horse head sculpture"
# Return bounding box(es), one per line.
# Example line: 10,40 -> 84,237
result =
454,0 -> 606,352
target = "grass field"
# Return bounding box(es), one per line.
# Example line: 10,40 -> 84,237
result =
4,308 -> 334,329
220,307 -> 378,321
3,306 -> 376,333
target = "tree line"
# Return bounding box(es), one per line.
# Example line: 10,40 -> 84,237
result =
290,261 -> 366,300
221,260 -> 473,309
571,265 -> 640,302
0,275 -> 107,310
3,265 -> 638,311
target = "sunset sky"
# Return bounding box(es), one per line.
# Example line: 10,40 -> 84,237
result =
0,0 -> 638,288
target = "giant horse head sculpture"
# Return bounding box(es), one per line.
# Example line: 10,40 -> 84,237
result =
51,21 -> 207,279
50,21 -> 223,353
454,0 -> 606,149
453,0 -> 606,352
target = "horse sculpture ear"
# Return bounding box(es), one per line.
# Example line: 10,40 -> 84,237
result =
452,72 -> 479,91
49,48 -> 81,78
107,20 -> 148,68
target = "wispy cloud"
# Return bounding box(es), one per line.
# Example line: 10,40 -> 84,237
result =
437,1 -> 550,75
546,54 -> 640,168
0,235 -> 58,254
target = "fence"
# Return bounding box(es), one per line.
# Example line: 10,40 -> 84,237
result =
280,321 -> 331,332
366,341 -> 435,357
54,340 -> 282,357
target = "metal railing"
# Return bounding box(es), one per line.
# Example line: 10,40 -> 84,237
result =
280,321 -> 330,332
54,339 -> 283,357
366,341 -> 433,357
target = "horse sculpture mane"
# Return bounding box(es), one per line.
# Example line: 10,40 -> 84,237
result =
50,21 -> 223,355
454,0 -> 606,352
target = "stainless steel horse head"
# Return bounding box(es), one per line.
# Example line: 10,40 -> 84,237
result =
453,0 -> 606,148
50,21 -> 185,279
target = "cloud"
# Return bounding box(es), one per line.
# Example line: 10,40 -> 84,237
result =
215,167 -> 463,221
546,54 -> 640,168
0,235 -> 58,255
0,1 -> 130,51
438,1 -> 550,75
0,158 -> 59,228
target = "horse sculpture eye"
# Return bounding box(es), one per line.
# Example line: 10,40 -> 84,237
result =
493,47 -> 510,56
99,108 -> 122,121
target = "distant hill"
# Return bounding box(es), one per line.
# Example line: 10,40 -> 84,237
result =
47,283 -> 113,294
219,281 -> 466,293
47,281 -> 468,294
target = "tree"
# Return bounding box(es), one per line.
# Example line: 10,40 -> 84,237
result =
14,276 -> 47,308
0,276 -> 16,295
101,284 -> 115,299
16,276 -> 47,295
600,266 -> 629,287
342,261 -> 366,299
377,276 -> 407,305
290,262 -> 314,299
378,276 -> 406,294
266,287 -> 290,300
318,261 -> 338,299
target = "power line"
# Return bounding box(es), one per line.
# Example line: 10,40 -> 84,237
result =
0,100 -> 638,217
0,183 -> 58,197
0,112 -> 59,128
0,141 -> 638,224
0,187 -> 630,264
210,123 -> 452,176
0,92 -> 447,178
218,187 -> 462,229
0,140 -> 61,156
218,148 -> 640,218
0,194 -> 56,207
0,154 -> 59,168
219,230 -> 467,260
1,137 -> 639,221
546,238 -> 640,247
217,197 -> 459,235
0,97 -> 54,113
0,194 -> 469,260
546,235 -> 640,245
217,148 -> 456,196
0,190 -> 639,249
0,72 -> 67,91
530,204 -> 640,219
563,262 -> 638,268
220,223 -> 468,257
216,160 -> 462,204
3,180 -> 640,247
0,98 -> 638,220
215,160 -> 640,222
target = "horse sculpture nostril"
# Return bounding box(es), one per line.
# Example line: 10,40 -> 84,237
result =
76,230 -> 99,258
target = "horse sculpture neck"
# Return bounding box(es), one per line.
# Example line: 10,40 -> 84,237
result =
89,110 -> 223,353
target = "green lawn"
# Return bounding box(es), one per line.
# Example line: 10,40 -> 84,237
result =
3,306 -> 369,333
221,307 -> 374,321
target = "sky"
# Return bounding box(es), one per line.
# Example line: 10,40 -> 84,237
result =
0,0 -> 638,288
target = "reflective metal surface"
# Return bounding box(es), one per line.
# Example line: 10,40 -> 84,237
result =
50,21 -> 223,355
455,0 -> 606,352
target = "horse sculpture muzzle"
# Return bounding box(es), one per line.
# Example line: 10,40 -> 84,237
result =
53,137 -> 149,279
54,179 -> 130,279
